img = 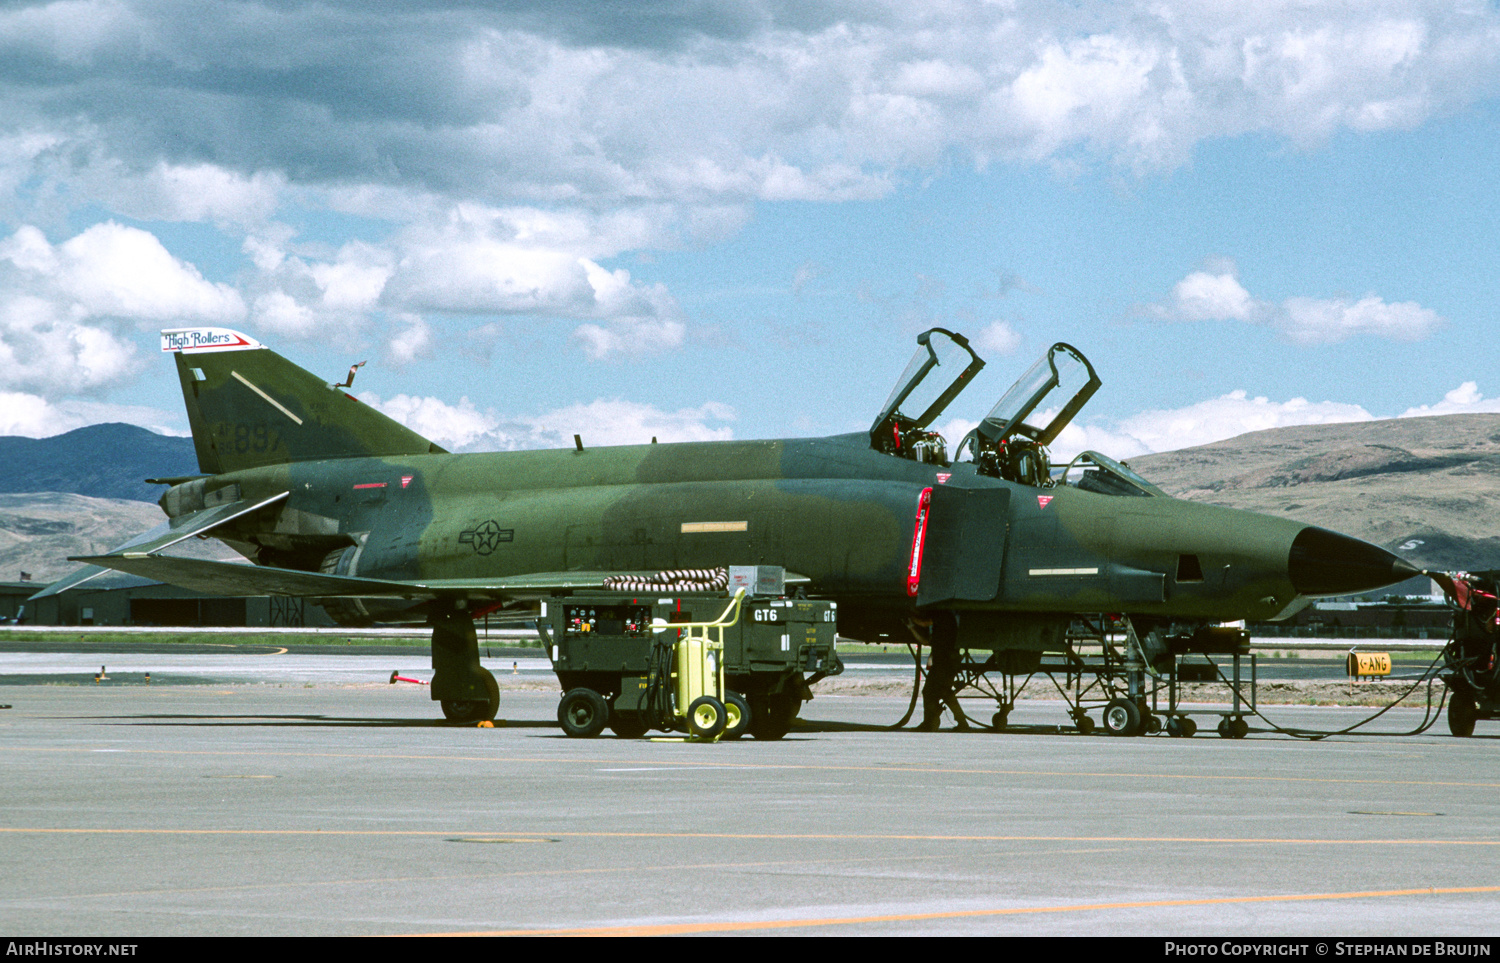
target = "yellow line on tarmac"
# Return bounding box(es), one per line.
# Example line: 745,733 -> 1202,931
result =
2,827 -> 1498,847
7,746 -> 1499,790
416,885 -> 1500,937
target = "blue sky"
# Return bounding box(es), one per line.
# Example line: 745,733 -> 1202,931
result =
2,1 -> 1499,462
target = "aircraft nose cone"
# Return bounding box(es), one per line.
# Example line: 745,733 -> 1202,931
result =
1288,526 -> 1421,597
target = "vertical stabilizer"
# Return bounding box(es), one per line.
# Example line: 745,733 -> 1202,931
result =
162,328 -> 445,474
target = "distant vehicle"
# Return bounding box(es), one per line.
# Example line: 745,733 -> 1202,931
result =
40,326 -> 1416,726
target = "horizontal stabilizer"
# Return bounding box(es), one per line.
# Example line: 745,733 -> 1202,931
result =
112,492 -> 290,559
30,520 -> 176,600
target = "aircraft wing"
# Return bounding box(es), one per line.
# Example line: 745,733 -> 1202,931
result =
59,553 -> 757,602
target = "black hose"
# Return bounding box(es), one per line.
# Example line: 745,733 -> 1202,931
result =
1204,647 -> 1450,740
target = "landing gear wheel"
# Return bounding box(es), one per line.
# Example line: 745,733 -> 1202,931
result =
558,687 -> 609,738
440,670 -> 501,723
687,696 -> 728,740
1143,714 -> 1162,734
1102,698 -> 1142,737
722,692 -> 751,740
607,710 -> 650,739
1448,693 -> 1477,738
1075,714 -> 1095,735
991,708 -> 1010,730
441,699 -> 490,722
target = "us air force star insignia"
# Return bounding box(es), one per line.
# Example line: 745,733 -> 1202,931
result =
459,519 -> 510,555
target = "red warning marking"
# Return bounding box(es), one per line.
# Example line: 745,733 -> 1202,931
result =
1037,495 -> 1053,509
401,475 -> 413,488
353,482 -> 388,490
908,487 -> 932,597
936,473 -> 951,484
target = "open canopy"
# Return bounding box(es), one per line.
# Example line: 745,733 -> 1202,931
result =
972,342 -> 1100,448
869,327 -> 984,454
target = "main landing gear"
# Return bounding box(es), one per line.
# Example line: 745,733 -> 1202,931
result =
429,604 -> 500,723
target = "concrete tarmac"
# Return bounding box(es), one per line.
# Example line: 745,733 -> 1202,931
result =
1,671 -> 1497,936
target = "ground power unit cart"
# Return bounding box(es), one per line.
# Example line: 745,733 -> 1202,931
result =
539,585 -> 840,740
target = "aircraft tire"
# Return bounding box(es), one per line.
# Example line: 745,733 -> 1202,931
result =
440,671 -> 501,723
687,696 -> 728,740
1448,693 -> 1478,738
558,688 -> 609,738
441,699 -> 490,723
1102,698 -> 1142,737
608,711 -> 650,739
721,691 -> 751,740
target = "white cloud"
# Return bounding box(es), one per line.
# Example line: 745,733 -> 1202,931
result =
0,223 -> 245,325
0,391 -> 183,438
1398,382 -> 1500,418
973,321 -> 1022,356
1279,295 -> 1442,345
1066,390 -> 1376,457
1170,269 -> 1258,322
384,315 -> 432,367
1153,259 -> 1442,344
1,2 -> 1495,212
72,159 -> 283,227
361,392 -> 735,451
526,399 -> 736,448
360,393 -> 501,451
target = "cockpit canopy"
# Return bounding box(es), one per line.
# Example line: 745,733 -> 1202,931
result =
868,328 -> 984,464
971,342 -> 1100,448
871,331 -> 1143,493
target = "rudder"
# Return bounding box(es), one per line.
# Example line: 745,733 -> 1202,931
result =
162,327 -> 445,475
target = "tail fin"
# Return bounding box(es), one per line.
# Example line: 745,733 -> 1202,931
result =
162,328 -> 446,475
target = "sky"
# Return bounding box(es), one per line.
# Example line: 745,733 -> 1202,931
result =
3,0 -> 1500,462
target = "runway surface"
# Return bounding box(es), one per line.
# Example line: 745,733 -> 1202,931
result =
1,659 -> 1496,937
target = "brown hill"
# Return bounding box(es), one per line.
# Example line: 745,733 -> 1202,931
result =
0,493 -> 163,585
1130,413 -> 1500,574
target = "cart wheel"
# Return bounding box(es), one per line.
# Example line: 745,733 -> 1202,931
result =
1180,717 -> 1197,738
1143,714 -> 1162,734
1102,698 -> 1142,736
687,696 -> 728,740
1166,716 -> 1183,737
992,708 -> 1010,730
607,710 -> 650,739
1228,716 -> 1249,739
1216,717 -> 1231,738
722,691 -> 751,740
749,692 -> 798,740
1075,714 -> 1095,735
1449,693 -> 1478,738
558,688 -> 609,738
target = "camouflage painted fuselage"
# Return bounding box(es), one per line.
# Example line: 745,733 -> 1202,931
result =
203,431 -> 1310,631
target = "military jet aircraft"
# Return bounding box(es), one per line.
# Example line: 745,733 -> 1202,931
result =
45,325 -> 1417,727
